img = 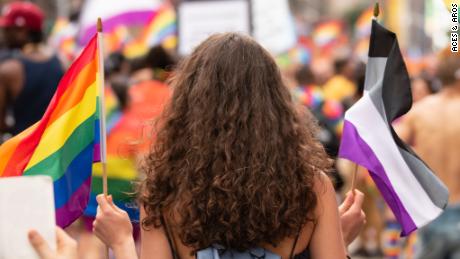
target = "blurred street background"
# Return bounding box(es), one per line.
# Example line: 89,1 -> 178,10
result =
0,0 -> 458,258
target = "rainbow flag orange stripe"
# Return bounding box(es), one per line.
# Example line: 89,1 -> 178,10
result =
0,35 -> 100,227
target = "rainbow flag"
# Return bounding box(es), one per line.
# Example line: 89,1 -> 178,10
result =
123,4 -> 177,58
355,6 -> 374,39
312,20 -> 343,47
0,35 -> 101,227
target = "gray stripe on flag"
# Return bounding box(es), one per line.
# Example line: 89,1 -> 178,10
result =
398,148 -> 449,209
364,58 -> 388,124
363,59 -> 449,209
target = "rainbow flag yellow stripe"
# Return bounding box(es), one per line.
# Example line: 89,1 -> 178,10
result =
0,35 -> 100,227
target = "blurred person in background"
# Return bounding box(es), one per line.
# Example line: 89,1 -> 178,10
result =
130,45 -> 176,84
293,64 -> 344,191
0,1 -> 64,138
396,50 -> 460,259
342,61 -> 366,109
105,52 -> 131,84
322,57 -> 357,102
410,74 -> 439,103
309,57 -> 334,86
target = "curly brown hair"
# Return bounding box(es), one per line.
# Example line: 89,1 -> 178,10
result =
139,33 -> 331,253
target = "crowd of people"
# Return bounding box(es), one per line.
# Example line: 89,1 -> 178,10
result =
0,1 -> 459,259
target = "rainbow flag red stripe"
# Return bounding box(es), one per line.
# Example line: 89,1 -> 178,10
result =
0,35 -> 100,227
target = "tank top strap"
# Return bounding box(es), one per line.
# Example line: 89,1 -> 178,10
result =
289,225 -> 302,259
160,213 -> 181,259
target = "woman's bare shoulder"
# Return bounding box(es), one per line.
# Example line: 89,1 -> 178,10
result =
313,172 -> 334,196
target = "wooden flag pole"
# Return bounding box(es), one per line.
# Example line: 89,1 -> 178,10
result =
97,18 -> 110,259
96,18 -> 108,198
350,163 -> 358,192
350,1 -> 379,193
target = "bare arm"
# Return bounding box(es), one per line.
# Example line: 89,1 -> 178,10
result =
0,62 -> 10,133
0,79 -> 7,133
0,59 -> 23,134
309,174 -> 348,259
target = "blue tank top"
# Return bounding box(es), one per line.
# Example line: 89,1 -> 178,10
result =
11,54 -> 64,134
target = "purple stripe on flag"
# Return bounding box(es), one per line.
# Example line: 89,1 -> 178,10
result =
79,10 -> 156,45
93,143 -> 101,162
339,120 -> 417,236
55,177 -> 91,228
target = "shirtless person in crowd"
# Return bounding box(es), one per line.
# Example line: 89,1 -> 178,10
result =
397,50 -> 460,259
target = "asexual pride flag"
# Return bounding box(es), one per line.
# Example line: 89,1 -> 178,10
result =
339,20 -> 449,236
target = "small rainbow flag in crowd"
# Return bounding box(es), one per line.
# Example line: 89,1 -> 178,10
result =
104,26 -> 131,54
312,20 -> 343,47
353,37 -> 370,61
355,6 -> 374,39
0,34 -> 101,227
124,4 -> 177,58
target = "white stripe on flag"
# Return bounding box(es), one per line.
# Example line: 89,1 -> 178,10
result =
346,94 -> 443,227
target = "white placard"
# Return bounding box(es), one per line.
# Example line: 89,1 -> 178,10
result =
252,0 -> 296,54
0,176 -> 56,259
178,0 -> 250,55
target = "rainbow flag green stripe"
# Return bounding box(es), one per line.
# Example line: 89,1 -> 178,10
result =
23,115 -> 96,179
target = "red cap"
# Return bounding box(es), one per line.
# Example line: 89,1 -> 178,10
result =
0,2 -> 44,31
